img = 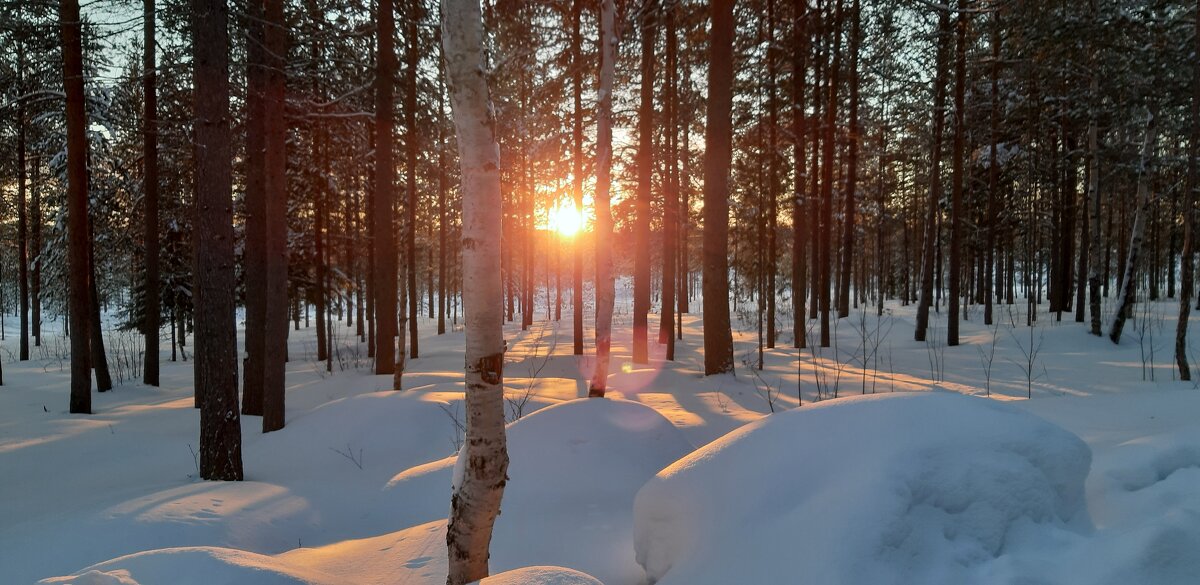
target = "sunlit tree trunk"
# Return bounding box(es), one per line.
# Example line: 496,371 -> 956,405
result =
443,0 -> 509,580
591,0 -> 618,396
702,0 -> 735,375
374,0 -> 398,377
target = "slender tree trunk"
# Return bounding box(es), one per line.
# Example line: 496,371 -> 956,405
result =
947,0 -> 967,346
63,0 -> 92,413
442,0 -> 509,580
406,0 -> 420,361
142,0 -> 160,384
31,153 -> 41,347
985,10 -> 1000,327
1177,0 -> 1200,380
633,2 -> 657,364
572,0 -> 585,356
261,0 -> 289,432
818,0 -> 844,347
191,0 -> 243,481
765,0 -> 779,345
89,225 -> 113,392
17,46 -> 29,363
1087,75 -> 1103,335
792,0 -> 808,348
1110,110 -> 1158,344
837,0 -> 861,320
915,7 -> 951,342
702,0 -> 736,375
242,0 -> 267,413
591,0 -> 619,396
438,33 -> 448,336
660,1 -> 678,361
374,0 -> 398,375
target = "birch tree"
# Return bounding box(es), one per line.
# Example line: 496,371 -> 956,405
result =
442,0 -> 509,580
591,0 -> 618,397
1110,109 -> 1157,344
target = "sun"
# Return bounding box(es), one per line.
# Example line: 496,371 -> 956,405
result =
546,201 -> 585,237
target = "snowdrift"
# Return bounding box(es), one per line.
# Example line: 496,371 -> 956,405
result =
633,392 -> 1094,585
386,397 -> 692,584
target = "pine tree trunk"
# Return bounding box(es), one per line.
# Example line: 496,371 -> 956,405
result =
31,153 -> 42,348
374,0 -> 398,375
633,2 -> 656,365
17,46 -> 29,363
836,0 -> 861,321
819,0 -> 844,348
765,0 -> 779,346
947,0 -> 966,346
915,7 -> 951,342
142,0 -> 160,384
572,0 -> 585,356
89,225 -> 113,392
242,0 -> 267,413
191,0 -> 244,481
659,1 -> 678,360
591,0 -> 618,396
1177,0 -> 1199,380
437,35 -> 448,336
442,0 -> 509,580
792,0 -> 808,348
62,0 -> 92,414
702,0 -> 736,375
406,0 -> 420,362
261,0 -> 289,432
1110,110 -> 1158,344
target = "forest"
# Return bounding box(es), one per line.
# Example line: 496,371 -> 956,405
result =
3,0 -> 1200,584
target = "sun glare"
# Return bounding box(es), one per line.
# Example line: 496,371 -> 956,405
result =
546,201 -> 585,237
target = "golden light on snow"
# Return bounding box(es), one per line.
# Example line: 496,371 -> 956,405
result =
546,199 -> 585,237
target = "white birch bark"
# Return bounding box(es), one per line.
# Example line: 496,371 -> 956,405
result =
590,0 -> 618,397
1110,110 -> 1157,344
442,1 -> 508,582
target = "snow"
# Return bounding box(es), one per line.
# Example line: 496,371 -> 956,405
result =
386,397 -> 693,584
11,292 -> 1200,585
633,392 -> 1093,585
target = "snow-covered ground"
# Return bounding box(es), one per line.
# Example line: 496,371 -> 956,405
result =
4,287 -> 1200,584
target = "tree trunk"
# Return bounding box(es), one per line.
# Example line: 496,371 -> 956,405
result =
262,0 -> 289,432
242,0 -> 266,413
374,0 -> 398,376
792,0 -> 808,348
702,0 -> 735,375
659,1 -> 678,360
1177,0 -> 1200,380
947,0 -> 966,346
406,0 -> 420,362
818,0 -> 844,347
915,7 -> 951,342
572,0 -> 585,356
633,2 -> 656,365
17,45 -> 29,363
442,0 -> 509,580
837,0 -> 861,320
142,0 -> 160,384
31,153 -> 42,348
62,0 -> 92,413
1110,110 -> 1158,344
89,225 -> 113,392
191,0 -> 244,481
591,0 -> 618,396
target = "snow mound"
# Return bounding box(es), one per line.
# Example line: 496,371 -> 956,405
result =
38,546 -> 339,585
479,566 -> 604,585
633,392 -> 1093,585
387,397 -> 693,584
